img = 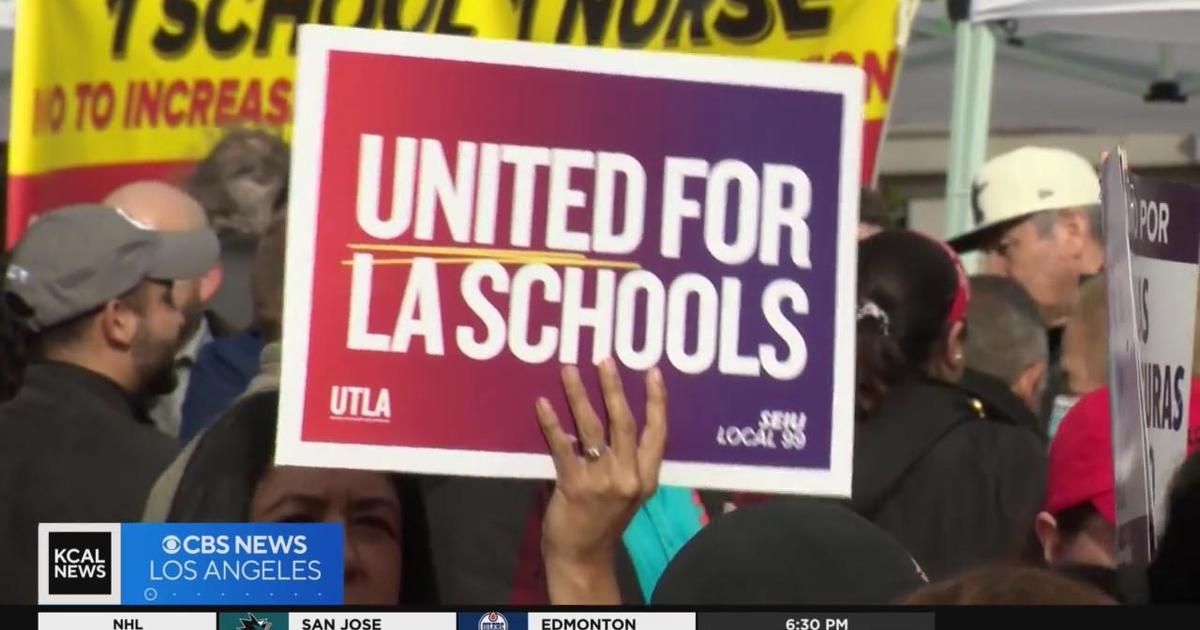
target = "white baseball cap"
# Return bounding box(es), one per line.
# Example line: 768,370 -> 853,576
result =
949,146 -> 1101,252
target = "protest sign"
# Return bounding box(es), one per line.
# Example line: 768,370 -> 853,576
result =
7,0 -> 908,246
1102,150 -> 1152,564
1102,149 -> 1200,563
1128,173 -> 1200,540
275,26 -> 862,496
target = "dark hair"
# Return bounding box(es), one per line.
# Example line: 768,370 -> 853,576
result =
1148,450 -> 1200,602
273,172 -> 290,214
167,391 -> 438,604
856,231 -> 961,413
859,188 -> 894,230
1019,502 -> 1106,566
186,129 -> 290,241
0,292 -> 34,401
0,282 -> 155,401
1054,502 -> 1104,540
250,216 -> 287,342
903,566 -> 1115,605
1053,563 -> 1134,603
964,275 -> 1047,385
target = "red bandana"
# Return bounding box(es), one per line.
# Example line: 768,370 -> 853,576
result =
917,233 -> 970,326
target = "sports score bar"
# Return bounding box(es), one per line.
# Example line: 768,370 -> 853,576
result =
35,611 -> 935,630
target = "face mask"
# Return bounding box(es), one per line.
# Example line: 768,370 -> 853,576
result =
1048,394 -> 1080,441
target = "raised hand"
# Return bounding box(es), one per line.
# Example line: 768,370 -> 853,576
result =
536,358 -> 668,605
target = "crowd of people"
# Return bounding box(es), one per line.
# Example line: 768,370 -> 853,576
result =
0,130 -> 1198,607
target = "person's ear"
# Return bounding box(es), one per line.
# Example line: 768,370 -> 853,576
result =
98,297 -> 140,349
1035,511 -> 1061,565
942,320 -> 967,378
1013,360 -> 1049,413
199,264 -> 223,304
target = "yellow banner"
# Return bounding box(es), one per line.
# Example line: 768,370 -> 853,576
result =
9,0 -> 903,239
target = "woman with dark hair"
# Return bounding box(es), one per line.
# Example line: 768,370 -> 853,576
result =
0,292 -> 33,403
851,231 -> 1046,580
160,359 -> 667,605
164,391 -> 438,604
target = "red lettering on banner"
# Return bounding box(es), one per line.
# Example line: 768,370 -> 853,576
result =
828,51 -> 855,65
112,77 -> 295,129
164,80 -> 189,127
266,78 -> 292,125
35,77 -> 296,132
215,78 -> 241,125
191,79 -> 215,125
862,50 -> 898,103
32,85 -> 66,135
238,78 -> 264,122
136,80 -> 163,127
124,81 -> 136,128
92,82 -> 116,130
817,50 -> 898,104
74,83 -> 93,130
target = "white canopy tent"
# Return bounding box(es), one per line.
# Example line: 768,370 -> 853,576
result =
893,32 -> 1200,133
937,0 -> 1200,237
973,0 -> 1200,44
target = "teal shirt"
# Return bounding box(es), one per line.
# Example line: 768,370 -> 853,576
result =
621,486 -> 706,601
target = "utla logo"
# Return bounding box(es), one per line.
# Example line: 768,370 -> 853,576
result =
330,385 -> 392,422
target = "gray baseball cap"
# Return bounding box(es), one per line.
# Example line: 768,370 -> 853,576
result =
5,204 -> 220,331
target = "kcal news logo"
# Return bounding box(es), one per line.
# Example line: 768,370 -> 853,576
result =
49,533 -> 110,591
39,523 -> 122,605
39,523 -> 343,606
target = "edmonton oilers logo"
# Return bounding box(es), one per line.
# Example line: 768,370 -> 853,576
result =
479,612 -> 508,630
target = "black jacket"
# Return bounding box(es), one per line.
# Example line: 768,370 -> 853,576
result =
421,477 -> 644,604
1038,326 -> 1067,433
958,368 -> 1046,440
851,379 -> 1047,580
419,476 -> 541,604
0,362 -> 179,604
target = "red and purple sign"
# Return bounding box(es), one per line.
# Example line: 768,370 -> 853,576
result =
277,27 -> 862,495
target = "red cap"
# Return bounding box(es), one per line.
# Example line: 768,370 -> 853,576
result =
1045,388 -> 1117,524
1046,381 -> 1200,525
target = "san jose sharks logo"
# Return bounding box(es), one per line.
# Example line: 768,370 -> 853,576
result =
219,612 -> 284,630
238,613 -> 272,630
